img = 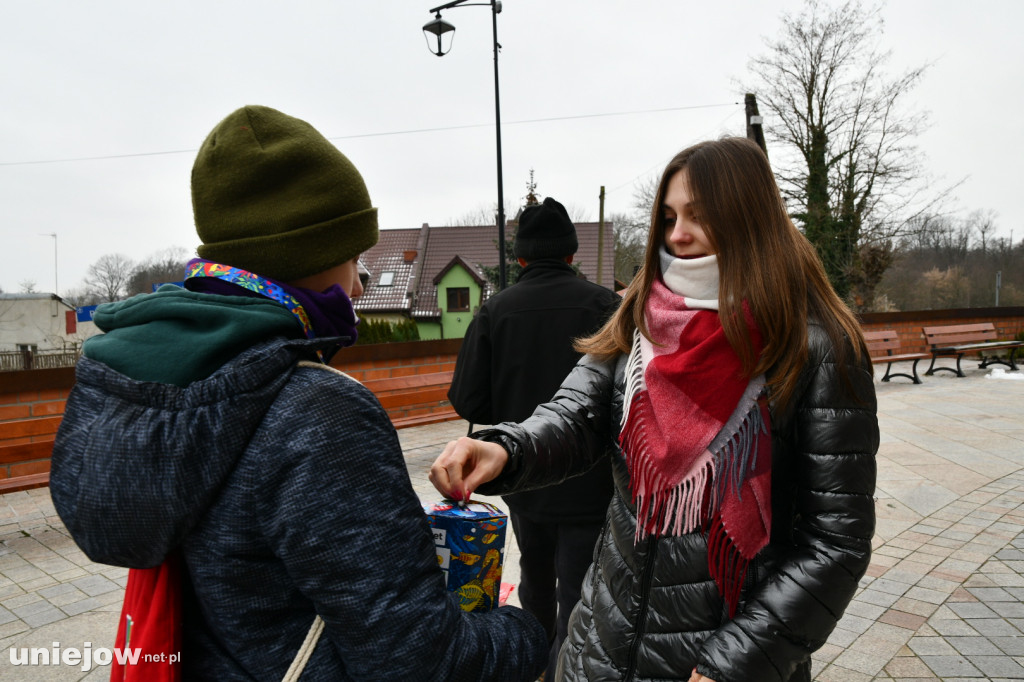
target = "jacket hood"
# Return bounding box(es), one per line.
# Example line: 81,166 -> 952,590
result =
85,285 -> 305,387
50,335 -> 338,568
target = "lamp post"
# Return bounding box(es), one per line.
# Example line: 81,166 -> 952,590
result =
38,232 -> 57,295
423,0 -> 507,290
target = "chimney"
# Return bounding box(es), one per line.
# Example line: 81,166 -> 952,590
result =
403,250 -> 418,263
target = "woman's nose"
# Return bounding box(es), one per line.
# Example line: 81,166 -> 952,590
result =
669,223 -> 693,243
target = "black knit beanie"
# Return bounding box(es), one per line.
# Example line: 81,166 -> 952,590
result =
192,105 -> 379,283
513,197 -> 578,261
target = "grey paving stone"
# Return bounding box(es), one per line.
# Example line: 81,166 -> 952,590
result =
834,612 -> 873,635
70,574 -> 119,597
929,618 -> 981,637
905,585 -> 950,605
844,599 -> 886,620
856,588 -> 901,608
908,636 -> 958,656
825,625 -> 859,648
990,636 -> 1024,655
995,548 -> 1024,560
868,577 -> 913,597
990,601 -> 1024,618
16,603 -> 65,628
966,618 -> 1023,637
919,654 -> 983,677
968,654 -> 1024,677
948,602 -> 999,618
1,593 -> 41,610
966,586 -> 1014,601
60,596 -> 105,617
946,635 -> 1003,655
36,582 -> 79,599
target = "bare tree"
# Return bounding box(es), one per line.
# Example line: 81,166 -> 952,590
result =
84,253 -> 135,303
745,0 -> 937,304
127,247 -> 191,296
446,200 -> 519,227
971,210 -> 998,254
19,280 -> 38,293
610,176 -> 658,286
61,287 -> 100,308
610,212 -> 645,285
877,210 -> 1024,310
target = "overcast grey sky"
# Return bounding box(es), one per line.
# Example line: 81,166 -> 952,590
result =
2,0 -> 1021,296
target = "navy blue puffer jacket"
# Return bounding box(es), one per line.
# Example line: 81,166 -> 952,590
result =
50,289 -> 546,681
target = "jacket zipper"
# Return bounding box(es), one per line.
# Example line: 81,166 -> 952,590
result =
623,536 -> 658,682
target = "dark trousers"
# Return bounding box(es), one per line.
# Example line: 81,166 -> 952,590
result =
509,512 -> 604,680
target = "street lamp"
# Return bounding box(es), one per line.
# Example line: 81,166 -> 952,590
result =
38,232 -> 57,295
422,13 -> 456,56
422,0 -> 508,290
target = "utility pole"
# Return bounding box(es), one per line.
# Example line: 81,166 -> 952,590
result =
597,186 -> 605,288
745,93 -> 767,157
39,232 -> 57,295
996,270 -> 1002,307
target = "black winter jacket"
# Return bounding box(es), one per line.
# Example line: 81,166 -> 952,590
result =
448,259 -> 620,523
475,323 -> 879,681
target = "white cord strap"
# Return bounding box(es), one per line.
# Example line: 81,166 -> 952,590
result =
281,615 -> 324,682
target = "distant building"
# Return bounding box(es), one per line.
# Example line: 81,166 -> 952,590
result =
354,220 -> 615,340
0,293 -> 100,370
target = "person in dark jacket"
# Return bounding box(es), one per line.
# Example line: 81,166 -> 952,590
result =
49,105 -> 547,681
430,137 -> 879,682
447,196 -> 620,680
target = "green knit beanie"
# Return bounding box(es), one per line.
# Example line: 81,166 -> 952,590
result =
192,105 -> 379,282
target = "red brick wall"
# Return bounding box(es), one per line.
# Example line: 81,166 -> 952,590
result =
329,339 -> 461,423
0,367 -> 73,481
858,307 -> 1024,355
332,349 -> 458,383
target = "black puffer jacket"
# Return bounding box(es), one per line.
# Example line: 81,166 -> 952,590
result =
476,323 -> 878,681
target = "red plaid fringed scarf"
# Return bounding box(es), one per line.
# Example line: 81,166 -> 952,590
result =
620,274 -> 772,617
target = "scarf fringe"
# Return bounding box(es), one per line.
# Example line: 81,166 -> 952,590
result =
711,397 -> 769,510
707,514 -> 750,618
625,394 -> 767,546
621,329 -> 646,428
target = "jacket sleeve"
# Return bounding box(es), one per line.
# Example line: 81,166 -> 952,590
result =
475,354 -> 617,496
447,309 -> 494,425
256,366 -> 547,682
697,332 -> 879,682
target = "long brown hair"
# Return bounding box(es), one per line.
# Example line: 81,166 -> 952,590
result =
576,137 -> 866,412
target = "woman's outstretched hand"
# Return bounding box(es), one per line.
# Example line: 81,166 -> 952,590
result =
429,437 -> 508,502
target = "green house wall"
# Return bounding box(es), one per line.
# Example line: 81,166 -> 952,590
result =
435,267 -> 484,339
416,321 -> 443,341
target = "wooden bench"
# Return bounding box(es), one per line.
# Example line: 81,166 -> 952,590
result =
923,323 -> 1024,377
864,330 -> 930,384
363,370 -> 460,429
0,416 -> 62,494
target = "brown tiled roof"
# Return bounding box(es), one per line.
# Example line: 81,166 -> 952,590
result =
414,225 -> 498,318
354,221 -> 615,319
353,228 -> 420,313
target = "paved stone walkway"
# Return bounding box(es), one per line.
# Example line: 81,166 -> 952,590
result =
0,359 -> 1022,680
